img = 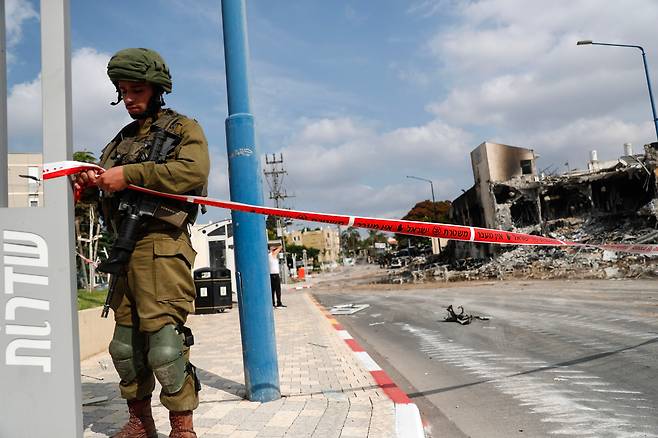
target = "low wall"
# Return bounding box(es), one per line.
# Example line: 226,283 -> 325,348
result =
78,308 -> 114,361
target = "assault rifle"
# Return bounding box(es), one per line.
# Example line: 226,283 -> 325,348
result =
98,127 -> 185,318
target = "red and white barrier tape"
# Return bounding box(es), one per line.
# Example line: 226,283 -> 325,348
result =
43,160 -> 658,255
76,252 -> 99,267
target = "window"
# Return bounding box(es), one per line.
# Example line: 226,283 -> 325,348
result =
520,159 -> 533,175
208,225 -> 226,236
209,240 -> 226,269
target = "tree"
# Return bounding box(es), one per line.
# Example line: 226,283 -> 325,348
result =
284,244 -> 319,268
362,229 -> 387,248
72,150 -> 110,290
403,200 -> 451,223
340,227 -> 361,256
265,215 -> 278,240
396,200 -> 452,248
73,150 -> 97,163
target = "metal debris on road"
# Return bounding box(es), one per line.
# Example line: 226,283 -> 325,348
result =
444,305 -> 491,325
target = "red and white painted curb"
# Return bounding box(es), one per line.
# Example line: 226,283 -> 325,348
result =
309,296 -> 425,438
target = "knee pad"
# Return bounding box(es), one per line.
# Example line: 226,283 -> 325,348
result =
147,324 -> 186,395
108,324 -> 145,383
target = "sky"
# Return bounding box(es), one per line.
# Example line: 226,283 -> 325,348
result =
6,0 -> 658,224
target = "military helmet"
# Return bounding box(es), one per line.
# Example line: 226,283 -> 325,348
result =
107,48 -> 172,93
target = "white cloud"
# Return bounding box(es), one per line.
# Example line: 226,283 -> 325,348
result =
71,48 -> 131,155
413,0 -> 658,170
7,75 -> 41,150
297,117 -> 372,145
5,0 -> 38,47
207,145 -> 230,199
8,47 -> 129,156
251,61 -> 363,148
518,117 -> 653,168
276,116 -> 468,217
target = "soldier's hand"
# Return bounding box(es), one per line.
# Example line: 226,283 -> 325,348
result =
72,169 -> 99,191
96,166 -> 128,193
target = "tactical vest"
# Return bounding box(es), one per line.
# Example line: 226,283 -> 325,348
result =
99,109 -> 206,233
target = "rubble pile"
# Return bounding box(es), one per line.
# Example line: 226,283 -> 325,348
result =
382,142 -> 658,284
385,216 -> 658,283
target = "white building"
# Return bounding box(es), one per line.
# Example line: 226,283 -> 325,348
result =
190,219 -> 237,293
8,153 -> 43,207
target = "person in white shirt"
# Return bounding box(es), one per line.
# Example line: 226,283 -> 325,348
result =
268,245 -> 285,307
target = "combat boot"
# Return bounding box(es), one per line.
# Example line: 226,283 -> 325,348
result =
112,397 -> 157,438
169,410 -> 197,438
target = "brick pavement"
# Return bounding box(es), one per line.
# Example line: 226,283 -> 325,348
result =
81,289 -> 395,437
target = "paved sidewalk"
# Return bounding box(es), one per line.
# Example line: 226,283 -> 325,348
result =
81,290 -> 395,437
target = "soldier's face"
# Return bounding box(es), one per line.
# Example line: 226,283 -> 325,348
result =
118,80 -> 154,117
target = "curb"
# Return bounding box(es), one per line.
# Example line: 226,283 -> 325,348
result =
308,295 -> 425,438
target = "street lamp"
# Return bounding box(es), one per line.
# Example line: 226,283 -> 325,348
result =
577,39 -> 658,140
406,175 -> 436,210
406,175 -> 440,252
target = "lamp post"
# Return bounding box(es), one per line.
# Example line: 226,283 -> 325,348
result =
406,175 -> 440,252
406,175 -> 436,215
577,39 -> 658,140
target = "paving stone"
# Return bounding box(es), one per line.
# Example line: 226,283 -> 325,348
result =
81,293 -> 396,437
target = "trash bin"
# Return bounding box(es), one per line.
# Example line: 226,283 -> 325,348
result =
194,267 -> 232,314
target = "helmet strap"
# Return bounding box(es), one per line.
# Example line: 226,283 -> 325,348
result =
110,88 -> 123,106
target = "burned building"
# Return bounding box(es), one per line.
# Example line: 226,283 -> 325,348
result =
450,142 -> 539,258
469,142 -> 538,229
450,141 -> 658,259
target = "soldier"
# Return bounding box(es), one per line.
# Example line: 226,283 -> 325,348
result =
74,48 -> 209,438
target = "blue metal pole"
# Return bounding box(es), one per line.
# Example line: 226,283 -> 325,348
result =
220,0 -> 280,402
639,49 -> 658,141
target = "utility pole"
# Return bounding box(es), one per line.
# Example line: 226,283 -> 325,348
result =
264,154 -> 292,209
263,153 -> 293,282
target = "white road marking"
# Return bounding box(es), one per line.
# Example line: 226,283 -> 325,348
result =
401,323 -> 657,437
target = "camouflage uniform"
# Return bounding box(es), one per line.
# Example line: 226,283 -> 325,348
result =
100,109 -> 209,410
96,48 -> 209,438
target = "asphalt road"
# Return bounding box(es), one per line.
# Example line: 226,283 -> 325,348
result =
314,279 -> 658,438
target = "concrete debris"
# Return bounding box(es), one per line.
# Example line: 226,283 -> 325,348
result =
391,141 -> 658,283
601,250 -> 617,262
379,142 -> 658,284
382,217 -> 657,284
